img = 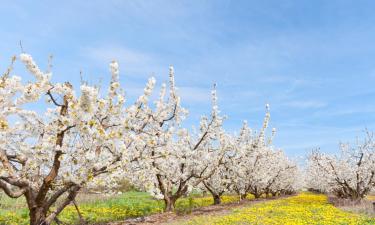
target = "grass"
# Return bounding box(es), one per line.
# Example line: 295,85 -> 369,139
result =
0,191 -> 254,225
367,195 -> 375,201
180,192 -> 375,225
2,192 -> 373,225
329,195 -> 375,216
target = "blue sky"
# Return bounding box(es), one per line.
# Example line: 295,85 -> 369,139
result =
1,0 -> 375,159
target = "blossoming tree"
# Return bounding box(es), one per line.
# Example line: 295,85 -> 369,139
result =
230,109 -> 299,199
307,133 -> 375,201
199,143 -> 235,205
0,53 -> 159,225
129,77 -> 228,211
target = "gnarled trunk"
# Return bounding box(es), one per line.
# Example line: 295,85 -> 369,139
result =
26,184 -> 81,225
29,207 -> 47,225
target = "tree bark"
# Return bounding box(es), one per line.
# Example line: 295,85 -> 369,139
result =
213,194 -> 221,205
253,192 -> 261,199
203,182 -> 222,205
164,196 -> 177,212
29,207 -> 47,225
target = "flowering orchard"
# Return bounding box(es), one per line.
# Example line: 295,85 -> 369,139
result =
0,53 -> 301,224
1,53 -> 372,225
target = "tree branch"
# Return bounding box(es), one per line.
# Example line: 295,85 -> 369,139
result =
0,180 -> 26,198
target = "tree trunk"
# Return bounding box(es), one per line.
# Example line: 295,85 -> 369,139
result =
164,196 -> 177,212
349,194 -> 363,203
254,193 -> 261,199
240,194 -> 247,200
213,194 -> 221,205
29,207 -> 47,225
204,185 -> 222,205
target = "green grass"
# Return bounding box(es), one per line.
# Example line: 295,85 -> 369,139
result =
0,191 -> 247,225
0,191 -> 163,224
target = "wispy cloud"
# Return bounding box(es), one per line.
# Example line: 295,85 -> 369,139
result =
3,0 -> 375,157
81,45 -> 167,78
84,46 -> 151,65
178,86 -> 211,104
282,100 -> 327,109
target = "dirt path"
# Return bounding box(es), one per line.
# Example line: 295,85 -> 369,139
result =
107,195 -> 293,225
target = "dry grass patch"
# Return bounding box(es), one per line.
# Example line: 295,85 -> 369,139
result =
329,195 -> 375,216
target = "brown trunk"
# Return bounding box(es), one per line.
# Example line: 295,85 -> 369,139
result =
213,194 -> 221,205
240,194 -> 247,200
164,196 -> 177,212
349,195 -> 363,203
254,193 -> 261,199
29,207 -> 47,225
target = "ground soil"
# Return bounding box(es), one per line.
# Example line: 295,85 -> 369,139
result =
106,195 -> 292,225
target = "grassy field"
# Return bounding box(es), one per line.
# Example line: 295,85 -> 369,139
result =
180,193 -> 375,225
0,191 -> 251,225
1,192 -> 374,225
